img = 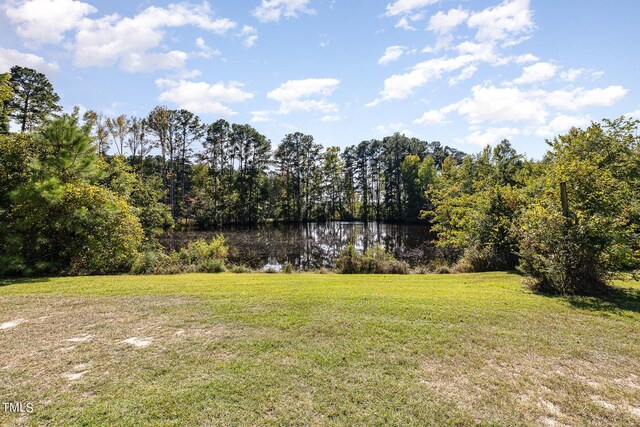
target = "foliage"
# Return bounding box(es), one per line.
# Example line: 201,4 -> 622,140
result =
0,115 -> 143,276
2,182 -> 143,276
0,133 -> 41,207
335,244 -> 410,274
32,114 -> 102,183
99,155 -> 173,237
3,66 -> 639,290
282,263 -> 294,274
8,66 -> 62,132
518,118 -> 640,294
0,72 -> 12,134
428,140 -> 525,271
229,264 -> 253,273
131,237 -> 228,275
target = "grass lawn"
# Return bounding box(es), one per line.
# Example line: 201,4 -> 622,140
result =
0,272 -> 639,426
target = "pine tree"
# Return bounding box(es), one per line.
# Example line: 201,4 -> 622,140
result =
9,66 -> 62,133
0,73 -> 12,134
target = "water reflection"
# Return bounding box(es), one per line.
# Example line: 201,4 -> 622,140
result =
161,222 -> 436,270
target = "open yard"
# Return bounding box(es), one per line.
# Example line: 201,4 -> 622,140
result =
0,273 -> 639,426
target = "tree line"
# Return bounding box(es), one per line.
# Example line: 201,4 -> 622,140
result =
1,65 -> 639,295
84,111 -> 466,227
1,67 -> 466,226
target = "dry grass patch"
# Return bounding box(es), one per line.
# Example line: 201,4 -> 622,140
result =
0,273 -> 638,426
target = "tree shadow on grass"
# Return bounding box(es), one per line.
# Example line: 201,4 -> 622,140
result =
564,285 -> 640,315
0,276 -> 51,288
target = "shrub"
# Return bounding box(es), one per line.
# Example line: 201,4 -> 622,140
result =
0,116 -> 145,276
2,183 -> 144,276
335,244 -> 409,274
61,184 -> 144,275
130,236 -> 228,275
282,263 -> 294,274
229,264 -> 253,273
131,251 -> 164,275
196,258 -> 226,273
518,119 -> 640,294
453,245 -> 502,273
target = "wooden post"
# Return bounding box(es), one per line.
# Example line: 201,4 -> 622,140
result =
560,182 -> 569,217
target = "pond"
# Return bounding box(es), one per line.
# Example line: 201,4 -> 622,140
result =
161,222 -> 437,271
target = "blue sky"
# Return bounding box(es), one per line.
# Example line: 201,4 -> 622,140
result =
1,0 -> 639,158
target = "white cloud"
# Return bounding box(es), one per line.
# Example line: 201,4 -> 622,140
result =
560,68 -> 583,82
514,53 -> 538,63
268,78 -> 340,114
559,68 -> 604,82
251,110 -> 272,123
448,65 -> 478,86
467,0 -> 534,44
6,1 -> 238,73
375,122 -> 412,136
378,46 -> 406,65
385,0 -> 438,17
414,109 -> 448,125
176,69 -> 203,79
428,8 -> 469,35
368,53 -> 485,105
542,86 -> 627,111
513,62 -> 557,85
321,115 -> 343,122
240,26 -> 258,48
626,109 -> 640,120
395,17 -> 416,31
535,114 -> 591,137
386,0 -> 439,29
372,0 -> 539,105
252,0 -> 314,23
121,51 -> 189,73
4,0 -> 97,45
74,3 -> 236,71
195,37 -> 221,58
460,126 -> 521,146
156,78 -> 254,116
455,85 -> 548,125
429,84 -> 627,131
0,47 -> 59,73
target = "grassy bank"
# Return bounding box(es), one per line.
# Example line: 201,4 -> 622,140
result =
1,273 -> 639,426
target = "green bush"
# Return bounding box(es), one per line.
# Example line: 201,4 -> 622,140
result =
282,263 -> 294,274
518,119 -> 640,294
2,183 -> 144,276
0,116 -> 144,276
196,258 -> 226,273
229,264 -> 253,273
335,244 -> 409,274
130,237 -> 228,275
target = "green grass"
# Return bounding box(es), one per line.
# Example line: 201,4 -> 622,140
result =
1,272 -> 639,426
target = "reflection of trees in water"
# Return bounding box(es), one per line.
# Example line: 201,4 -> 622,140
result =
161,222 -> 435,270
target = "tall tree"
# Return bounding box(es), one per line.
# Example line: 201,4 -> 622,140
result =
106,114 -> 131,155
201,119 -> 232,225
83,110 -> 110,156
382,133 -> 411,222
341,146 -> 357,220
0,73 -> 12,134
322,146 -> 343,221
172,109 -> 204,218
355,141 -> 371,221
146,106 -> 172,214
9,66 -> 62,132
128,117 -> 152,168
231,124 -> 271,223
